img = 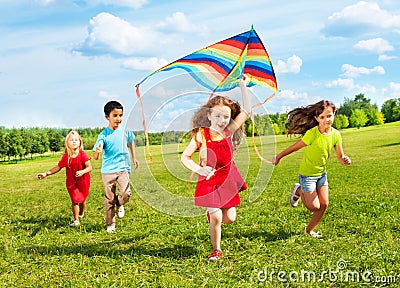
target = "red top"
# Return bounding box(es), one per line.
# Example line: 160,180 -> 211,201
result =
58,150 -> 90,203
194,127 -> 246,208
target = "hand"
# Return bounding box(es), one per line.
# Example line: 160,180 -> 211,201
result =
196,166 -> 215,179
37,173 -> 46,179
75,170 -> 84,177
240,73 -> 250,86
95,142 -> 103,153
342,155 -> 351,166
133,159 -> 140,169
272,155 -> 280,166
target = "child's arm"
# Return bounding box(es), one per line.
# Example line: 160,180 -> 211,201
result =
230,74 -> 251,131
272,139 -> 307,165
92,142 -> 103,160
127,141 -> 140,169
181,132 -> 214,177
76,160 -> 93,177
37,166 -> 62,179
335,144 -> 351,166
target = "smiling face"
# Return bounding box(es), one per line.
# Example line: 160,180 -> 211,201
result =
106,108 -> 123,130
208,104 -> 231,133
315,106 -> 335,132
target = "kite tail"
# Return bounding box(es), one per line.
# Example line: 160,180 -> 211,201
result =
135,84 -> 153,163
250,91 -> 276,164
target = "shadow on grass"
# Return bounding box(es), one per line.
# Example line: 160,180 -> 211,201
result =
11,215 -> 105,237
230,228 -> 295,242
17,241 -> 197,259
378,142 -> 400,147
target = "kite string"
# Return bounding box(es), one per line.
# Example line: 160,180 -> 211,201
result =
250,91 -> 276,164
135,85 -> 153,163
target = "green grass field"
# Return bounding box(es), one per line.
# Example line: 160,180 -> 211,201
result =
0,122 -> 399,287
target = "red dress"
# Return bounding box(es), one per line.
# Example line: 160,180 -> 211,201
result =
58,150 -> 90,203
194,127 -> 247,208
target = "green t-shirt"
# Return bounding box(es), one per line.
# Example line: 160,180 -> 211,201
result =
299,126 -> 342,176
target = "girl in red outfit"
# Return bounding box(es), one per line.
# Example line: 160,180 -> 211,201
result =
181,74 -> 251,262
38,131 -> 92,227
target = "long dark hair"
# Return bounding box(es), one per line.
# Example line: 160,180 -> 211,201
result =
191,95 -> 245,148
286,100 -> 336,135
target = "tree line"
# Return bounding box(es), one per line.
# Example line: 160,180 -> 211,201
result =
1,95 -> 399,161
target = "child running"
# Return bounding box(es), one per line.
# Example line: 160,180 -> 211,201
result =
181,74 -> 251,262
38,130 -> 92,227
93,100 -> 139,233
272,100 -> 351,238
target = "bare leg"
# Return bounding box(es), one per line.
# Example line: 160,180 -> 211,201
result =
72,203 -> 79,221
79,201 -> 86,217
209,209 -> 223,250
301,186 -> 329,233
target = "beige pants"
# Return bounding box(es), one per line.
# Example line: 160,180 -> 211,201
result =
101,171 -> 131,226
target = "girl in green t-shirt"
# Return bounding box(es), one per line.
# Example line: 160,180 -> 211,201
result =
272,100 -> 351,238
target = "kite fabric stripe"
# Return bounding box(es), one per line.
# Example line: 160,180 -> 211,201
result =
136,26 -> 277,93
135,26 -> 278,163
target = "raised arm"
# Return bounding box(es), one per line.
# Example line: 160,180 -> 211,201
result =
272,139 -> 307,166
230,74 -> 251,132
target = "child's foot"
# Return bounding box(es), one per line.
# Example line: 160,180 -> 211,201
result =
70,220 -> 80,227
78,213 -> 84,219
208,249 -> 222,262
117,205 -> 125,218
289,183 -> 301,207
106,225 -> 116,233
305,228 -> 322,238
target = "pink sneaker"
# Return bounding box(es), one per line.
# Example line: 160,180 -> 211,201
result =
208,249 -> 222,262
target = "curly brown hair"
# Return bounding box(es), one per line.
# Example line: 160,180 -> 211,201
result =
286,100 -> 337,135
191,95 -> 245,148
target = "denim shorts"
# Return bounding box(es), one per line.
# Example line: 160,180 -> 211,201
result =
298,173 -> 328,193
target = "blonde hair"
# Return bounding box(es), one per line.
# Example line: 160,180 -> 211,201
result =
65,130 -> 84,156
191,95 -> 245,148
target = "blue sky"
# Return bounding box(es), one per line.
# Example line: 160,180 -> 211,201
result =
1,0 -> 399,130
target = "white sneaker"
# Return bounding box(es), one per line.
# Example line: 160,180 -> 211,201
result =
289,183 -> 301,207
305,228 -> 322,238
70,220 -> 80,227
117,205 -> 125,218
106,225 -> 116,233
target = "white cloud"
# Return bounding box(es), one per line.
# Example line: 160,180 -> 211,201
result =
79,12 -> 171,56
87,0 -> 148,9
378,54 -> 398,61
354,38 -> 394,54
341,64 -> 385,78
274,55 -> 302,74
122,57 -> 169,71
98,90 -> 120,99
390,82 -> 400,92
325,78 -> 355,89
323,1 -> 400,37
156,12 -> 209,37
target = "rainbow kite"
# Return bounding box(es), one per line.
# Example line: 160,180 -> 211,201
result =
135,26 -> 278,162
136,25 -> 277,94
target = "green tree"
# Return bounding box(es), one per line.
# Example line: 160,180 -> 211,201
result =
367,108 -> 385,126
333,114 -> 349,129
350,109 -> 368,129
381,98 -> 400,123
47,129 -> 63,153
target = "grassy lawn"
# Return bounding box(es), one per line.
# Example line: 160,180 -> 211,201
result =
0,122 -> 399,287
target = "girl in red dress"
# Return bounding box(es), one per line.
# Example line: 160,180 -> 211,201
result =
38,131 -> 92,227
181,74 -> 251,261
